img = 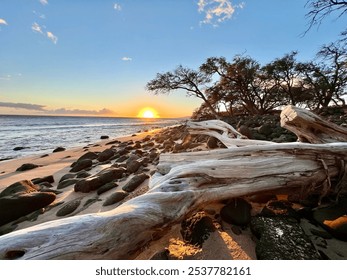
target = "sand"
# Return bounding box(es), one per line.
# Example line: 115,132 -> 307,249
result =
0,127 -> 257,260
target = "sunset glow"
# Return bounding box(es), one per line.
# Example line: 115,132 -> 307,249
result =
137,107 -> 159,118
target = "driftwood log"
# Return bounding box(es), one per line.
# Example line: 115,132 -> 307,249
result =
281,105 -> 347,144
0,106 -> 346,260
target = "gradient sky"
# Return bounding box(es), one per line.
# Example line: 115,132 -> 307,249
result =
0,0 -> 346,118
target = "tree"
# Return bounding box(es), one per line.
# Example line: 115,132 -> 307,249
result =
305,0 -> 347,41
263,52 -> 311,106
146,65 -> 220,119
297,41 -> 347,109
306,0 -> 347,27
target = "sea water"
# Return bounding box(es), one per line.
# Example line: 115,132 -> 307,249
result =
0,115 -> 182,161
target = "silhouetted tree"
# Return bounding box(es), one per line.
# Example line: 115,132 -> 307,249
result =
146,65 -> 220,119
297,41 -> 347,109
263,52 -> 310,106
305,0 -> 347,41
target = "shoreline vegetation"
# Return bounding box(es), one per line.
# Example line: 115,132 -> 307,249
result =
0,106 -> 347,260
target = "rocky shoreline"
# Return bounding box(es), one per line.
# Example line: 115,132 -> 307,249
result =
0,117 -> 346,260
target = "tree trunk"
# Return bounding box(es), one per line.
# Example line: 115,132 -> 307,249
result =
0,106 -> 346,260
280,105 -> 347,143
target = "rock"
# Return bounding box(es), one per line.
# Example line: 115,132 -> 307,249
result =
31,175 -> 55,185
258,124 -> 273,137
102,191 -> 128,206
100,135 -> 109,139
0,180 -> 56,226
97,182 -> 119,195
206,137 -> 219,149
106,139 -> 120,145
122,173 -> 149,192
237,125 -> 252,139
13,147 -> 29,151
0,180 -> 38,197
250,216 -> 320,260
126,159 -> 142,174
220,198 -> 252,227
181,211 -> 216,247
312,197 -> 347,241
53,147 -> 66,153
70,159 -> 93,173
76,171 -> 91,178
260,200 -> 299,220
97,148 -> 115,162
59,173 -> 76,183
74,167 -> 126,193
321,216 -> 347,241
116,155 -> 128,163
56,199 -> 81,217
77,152 -> 98,162
173,143 -> 184,152
16,163 -> 39,172
57,178 -> 80,189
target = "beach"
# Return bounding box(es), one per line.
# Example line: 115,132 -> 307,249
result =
0,116 -> 347,260
0,122 -> 259,260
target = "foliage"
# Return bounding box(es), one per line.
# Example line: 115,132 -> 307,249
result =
146,42 -> 347,119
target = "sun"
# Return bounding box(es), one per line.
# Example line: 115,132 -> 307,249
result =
137,107 -> 159,118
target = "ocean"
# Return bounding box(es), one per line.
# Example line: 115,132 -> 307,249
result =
0,115 -> 183,161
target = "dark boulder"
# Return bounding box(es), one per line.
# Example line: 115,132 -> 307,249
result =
0,180 -> 38,197
250,216 -> 320,260
59,173 -> 76,183
258,124 -> 273,137
97,148 -> 115,162
100,135 -> 109,139
260,200 -> 300,220
126,159 -> 142,174
220,198 -> 252,227
181,211 -> 216,247
70,159 -> 93,173
16,163 -> 39,172
56,199 -> 81,217
13,147 -> 29,151
122,173 -> 149,192
206,137 -> 219,149
102,191 -> 128,206
53,147 -> 66,153
0,180 -> 56,226
57,178 -> 80,189
237,125 -> 253,139
97,182 -> 119,195
31,175 -> 54,185
74,167 -> 126,193
77,151 -> 98,162
312,197 -> 347,241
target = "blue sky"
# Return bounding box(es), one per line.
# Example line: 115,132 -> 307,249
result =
0,0 -> 346,117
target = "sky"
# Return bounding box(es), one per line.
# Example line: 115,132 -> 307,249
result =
0,0 -> 346,118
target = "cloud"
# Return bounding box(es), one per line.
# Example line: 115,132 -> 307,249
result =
0,102 -> 116,116
50,108 -> 117,116
0,18 -> 8,25
32,22 -> 43,33
121,57 -> 132,61
32,23 -> 58,44
33,11 -> 46,19
39,0 -> 48,5
198,0 -> 244,25
0,75 -> 11,80
47,31 -> 58,44
114,3 -> 122,11
0,102 -> 46,111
